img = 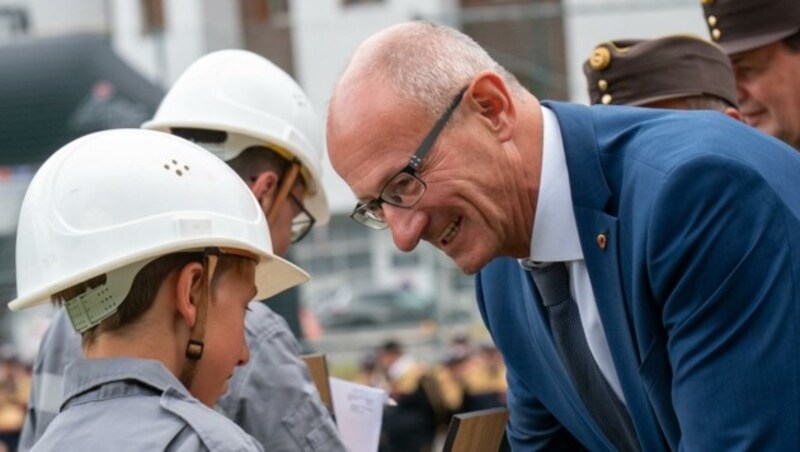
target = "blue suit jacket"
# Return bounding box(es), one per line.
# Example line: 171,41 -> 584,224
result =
476,102 -> 800,451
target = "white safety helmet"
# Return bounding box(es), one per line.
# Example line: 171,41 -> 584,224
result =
142,49 -> 330,225
8,129 -> 309,314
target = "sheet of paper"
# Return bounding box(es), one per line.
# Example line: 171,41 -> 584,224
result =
330,377 -> 389,452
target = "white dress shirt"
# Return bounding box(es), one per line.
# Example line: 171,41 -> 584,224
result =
523,106 -> 626,403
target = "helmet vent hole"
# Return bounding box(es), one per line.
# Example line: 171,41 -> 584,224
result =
163,159 -> 190,176
292,92 -> 307,108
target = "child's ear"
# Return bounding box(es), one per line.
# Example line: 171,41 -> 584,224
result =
174,262 -> 205,328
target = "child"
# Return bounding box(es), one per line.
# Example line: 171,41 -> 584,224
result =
8,129 -> 308,451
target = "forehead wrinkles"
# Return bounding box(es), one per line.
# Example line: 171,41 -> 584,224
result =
347,127 -> 419,200
336,105 -> 428,199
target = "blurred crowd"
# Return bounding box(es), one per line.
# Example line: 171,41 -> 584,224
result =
355,336 -> 508,452
0,345 -> 30,452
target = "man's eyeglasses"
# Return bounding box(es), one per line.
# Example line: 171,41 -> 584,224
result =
351,87 -> 467,229
288,192 -> 315,243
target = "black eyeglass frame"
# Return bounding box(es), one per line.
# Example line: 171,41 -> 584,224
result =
287,191 -> 315,243
350,86 -> 468,229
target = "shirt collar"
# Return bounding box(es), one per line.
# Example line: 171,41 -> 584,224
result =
529,106 -> 583,263
63,357 -> 190,406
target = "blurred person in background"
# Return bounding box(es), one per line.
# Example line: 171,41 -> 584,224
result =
702,0 -> 800,150
583,34 -> 740,117
0,345 -> 29,452
354,350 -> 385,388
446,332 -> 472,357
20,50 -> 345,452
473,344 -> 507,408
437,341 -> 507,414
431,334 -> 475,417
436,342 -> 510,452
376,340 -> 442,452
433,350 -> 467,417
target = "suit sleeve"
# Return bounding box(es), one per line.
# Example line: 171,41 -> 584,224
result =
504,372 -> 588,451
646,155 -> 800,450
475,266 -> 586,451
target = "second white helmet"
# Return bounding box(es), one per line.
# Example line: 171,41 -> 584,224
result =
142,49 -> 330,225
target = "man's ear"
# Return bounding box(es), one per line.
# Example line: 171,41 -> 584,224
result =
725,107 -> 743,122
174,262 -> 205,329
250,170 -> 280,209
467,71 -> 517,142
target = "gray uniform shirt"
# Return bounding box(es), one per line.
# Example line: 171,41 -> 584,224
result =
217,302 -> 345,451
31,357 -> 263,452
20,303 -> 345,451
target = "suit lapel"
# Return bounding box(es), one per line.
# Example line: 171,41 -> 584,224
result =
575,209 -> 667,450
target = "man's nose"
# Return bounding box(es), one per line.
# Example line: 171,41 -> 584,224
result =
383,204 -> 426,252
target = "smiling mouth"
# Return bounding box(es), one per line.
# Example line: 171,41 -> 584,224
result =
438,216 -> 462,245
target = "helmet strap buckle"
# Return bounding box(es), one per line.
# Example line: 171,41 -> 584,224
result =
179,250 -> 218,387
185,339 -> 205,360
267,159 -> 302,224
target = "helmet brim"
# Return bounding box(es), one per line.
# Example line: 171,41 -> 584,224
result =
8,239 -> 309,311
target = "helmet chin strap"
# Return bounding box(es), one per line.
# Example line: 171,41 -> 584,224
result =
179,249 -> 219,389
267,159 -> 301,225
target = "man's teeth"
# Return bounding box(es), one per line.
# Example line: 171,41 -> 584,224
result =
439,218 -> 461,245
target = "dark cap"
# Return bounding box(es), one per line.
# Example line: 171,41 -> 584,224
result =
701,0 -> 800,55
583,35 -> 737,108
380,339 -> 403,354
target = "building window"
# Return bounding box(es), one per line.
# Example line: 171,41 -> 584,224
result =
141,0 -> 164,34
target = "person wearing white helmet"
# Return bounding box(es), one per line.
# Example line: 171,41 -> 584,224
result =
8,129 -> 309,451
19,50 -> 345,452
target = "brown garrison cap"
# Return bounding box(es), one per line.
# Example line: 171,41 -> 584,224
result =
583,35 -> 737,108
701,0 -> 800,55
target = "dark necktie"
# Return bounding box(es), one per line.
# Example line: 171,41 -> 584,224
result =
529,262 -> 641,452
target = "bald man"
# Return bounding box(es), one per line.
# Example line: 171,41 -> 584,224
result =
326,22 -> 800,450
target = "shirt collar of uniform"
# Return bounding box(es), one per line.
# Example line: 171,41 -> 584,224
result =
529,106 -> 583,263
62,357 -> 190,408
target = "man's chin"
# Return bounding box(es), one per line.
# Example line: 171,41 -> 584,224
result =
457,265 -> 479,275
451,252 -> 491,275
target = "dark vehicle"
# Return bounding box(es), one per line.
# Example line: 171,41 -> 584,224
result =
321,287 -> 434,330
